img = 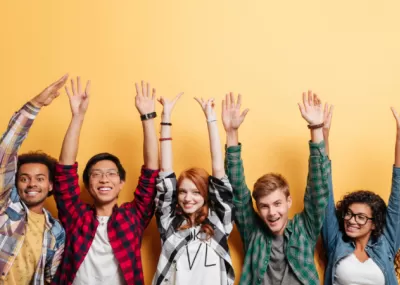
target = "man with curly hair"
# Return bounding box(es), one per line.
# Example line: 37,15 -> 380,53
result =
0,75 -> 67,284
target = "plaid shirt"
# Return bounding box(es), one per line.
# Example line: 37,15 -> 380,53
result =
153,173 -> 235,285
52,162 -> 158,285
225,141 -> 330,285
0,102 -> 65,285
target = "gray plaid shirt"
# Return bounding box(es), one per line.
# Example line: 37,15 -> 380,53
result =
152,172 -> 235,285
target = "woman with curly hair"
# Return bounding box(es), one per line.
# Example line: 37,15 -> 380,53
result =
152,92 -> 235,285
322,105 -> 400,285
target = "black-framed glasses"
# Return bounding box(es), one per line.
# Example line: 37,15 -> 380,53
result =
90,170 -> 119,180
343,210 -> 373,225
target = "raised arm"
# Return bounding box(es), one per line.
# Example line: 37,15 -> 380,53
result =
320,103 -> 340,252
0,74 -> 67,211
383,107 -> 400,254
222,93 -> 256,249
194,97 -> 226,178
135,81 -> 158,170
157,92 -> 183,173
54,77 -> 90,228
154,92 -> 183,236
124,81 -> 159,231
297,91 -> 330,241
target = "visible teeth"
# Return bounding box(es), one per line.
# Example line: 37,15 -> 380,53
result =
26,192 -> 38,196
98,187 -> 112,191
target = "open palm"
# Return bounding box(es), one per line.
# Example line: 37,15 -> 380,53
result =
65,77 -> 91,116
222,92 -> 249,132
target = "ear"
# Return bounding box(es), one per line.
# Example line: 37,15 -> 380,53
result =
118,180 -> 125,190
287,196 -> 292,209
49,182 -> 54,192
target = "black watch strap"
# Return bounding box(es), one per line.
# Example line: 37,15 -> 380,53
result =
140,112 -> 157,121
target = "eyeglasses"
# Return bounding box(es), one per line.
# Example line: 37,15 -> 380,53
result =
343,210 -> 373,225
90,170 -> 119,180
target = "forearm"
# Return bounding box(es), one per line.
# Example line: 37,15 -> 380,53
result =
226,130 -> 239,147
395,129 -> 400,167
59,115 -> 84,165
323,129 -> 330,157
310,127 -> 323,143
142,118 -> 158,170
160,114 -> 173,172
208,121 -> 224,178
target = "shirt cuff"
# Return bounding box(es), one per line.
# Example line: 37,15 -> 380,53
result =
226,143 -> 242,154
309,140 -> 327,156
141,166 -> 160,178
56,162 -> 78,172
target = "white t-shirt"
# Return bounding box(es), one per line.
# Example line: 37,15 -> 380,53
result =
171,226 -> 222,285
72,216 -> 125,285
334,253 -> 385,285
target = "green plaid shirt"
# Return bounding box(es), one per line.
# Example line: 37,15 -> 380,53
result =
225,141 -> 330,285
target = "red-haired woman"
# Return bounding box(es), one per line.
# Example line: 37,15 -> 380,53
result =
152,92 -> 235,285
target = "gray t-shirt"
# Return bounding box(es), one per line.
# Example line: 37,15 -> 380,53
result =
263,235 -> 302,285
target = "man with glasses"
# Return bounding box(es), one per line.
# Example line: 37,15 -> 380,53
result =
51,79 -> 159,285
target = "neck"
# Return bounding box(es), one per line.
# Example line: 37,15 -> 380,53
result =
95,201 -> 116,216
354,233 -> 371,251
28,204 -> 44,214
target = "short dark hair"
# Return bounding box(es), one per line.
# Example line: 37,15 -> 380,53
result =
336,190 -> 387,239
17,151 -> 57,196
82,153 -> 126,187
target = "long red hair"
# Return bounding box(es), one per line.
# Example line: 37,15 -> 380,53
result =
176,167 -> 214,239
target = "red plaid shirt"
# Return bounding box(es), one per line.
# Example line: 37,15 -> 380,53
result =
51,162 -> 158,285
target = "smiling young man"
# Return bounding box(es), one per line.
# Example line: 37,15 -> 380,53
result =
51,79 -> 159,285
0,75 -> 67,284
223,92 -> 330,285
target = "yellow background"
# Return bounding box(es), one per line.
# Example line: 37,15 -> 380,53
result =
1,1 -> 400,284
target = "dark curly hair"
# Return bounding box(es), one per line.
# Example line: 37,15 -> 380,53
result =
17,151 -> 57,197
336,190 -> 386,240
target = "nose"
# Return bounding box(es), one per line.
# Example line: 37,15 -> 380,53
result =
27,179 -> 37,188
348,215 -> 357,224
99,174 -> 110,183
184,193 -> 192,202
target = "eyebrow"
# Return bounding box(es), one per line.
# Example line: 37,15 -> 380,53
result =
18,173 -> 47,177
90,168 -> 118,172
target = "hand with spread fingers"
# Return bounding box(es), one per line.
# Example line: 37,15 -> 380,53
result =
222,92 -> 249,133
65,76 -> 91,117
194,97 -> 217,121
298,90 -> 324,126
158,92 -> 184,119
135,81 -> 156,115
31,74 -> 69,108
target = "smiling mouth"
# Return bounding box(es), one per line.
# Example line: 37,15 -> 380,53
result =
267,217 -> 280,224
25,191 -> 40,197
98,187 -> 112,192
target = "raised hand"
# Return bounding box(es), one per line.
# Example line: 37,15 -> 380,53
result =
31,74 -> 69,107
391,107 -> 400,129
222,92 -> 249,132
194,97 -> 216,121
298,90 -> 324,125
157,92 -> 184,118
65,76 -> 91,117
323,102 -> 334,137
135,81 -> 156,115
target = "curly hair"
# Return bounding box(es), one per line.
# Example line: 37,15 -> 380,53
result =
336,190 -> 387,240
17,151 -> 57,197
176,167 -> 214,239
336,190 -> 400,278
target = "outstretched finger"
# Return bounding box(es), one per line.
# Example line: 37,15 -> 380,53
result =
173,92 -> 184,103
230,92 -> 235,108
391,107 -> 400,120
152,88 -> 156,100
194,97 -> 203,107
142,81 -> 147,97
65,86 -> 72,99
51,73 -> 69,90
240,108 -> 250,120
135,83 -> 142,96
85,80 -> 91,97
237,93 -> 242,108
307,90 -> 313,106
71,79 -> 77,95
